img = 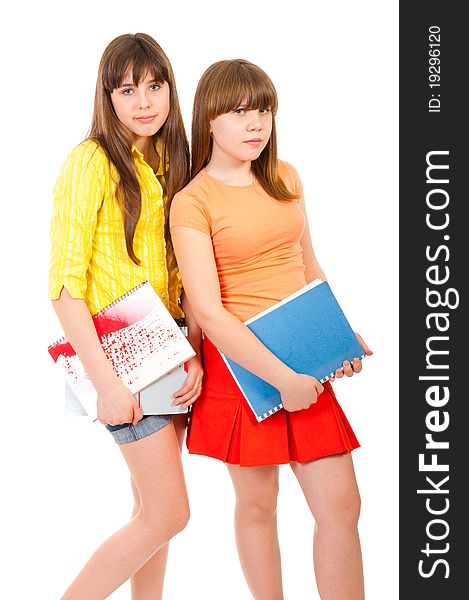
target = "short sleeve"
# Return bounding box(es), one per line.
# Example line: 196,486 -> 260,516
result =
278,160 -> 304,199
48,142 -> 106,300
169,190 -> 211,235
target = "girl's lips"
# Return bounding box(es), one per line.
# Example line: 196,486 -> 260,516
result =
244,139 -> 262,146
135,115 -> 156,123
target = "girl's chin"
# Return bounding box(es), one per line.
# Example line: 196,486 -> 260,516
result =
130,122 -> 162,138
132,128 -> 159,138
238,149 -> 265,162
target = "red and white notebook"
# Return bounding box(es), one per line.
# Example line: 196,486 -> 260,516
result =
48,281 -> 195,420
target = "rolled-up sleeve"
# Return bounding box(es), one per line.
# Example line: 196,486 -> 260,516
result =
48,142 -> 105,300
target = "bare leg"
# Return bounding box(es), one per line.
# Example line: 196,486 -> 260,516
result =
129,476 -> 169,600
173,413 -> 189,449
130,416 -> 188,599
291,453 -> 364,600
60,422 -> 189,600
227,464 -> 283,600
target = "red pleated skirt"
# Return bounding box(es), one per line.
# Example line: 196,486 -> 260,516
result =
186,338 -> 360,467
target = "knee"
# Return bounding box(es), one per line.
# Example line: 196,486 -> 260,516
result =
236,486 -> 279,524
316,491 -> 361,530
131,493 -> 189,533
163,498 -> 191,538
344,492 -> 361,527
140,499 -> 190,543
171,501 -> 191,536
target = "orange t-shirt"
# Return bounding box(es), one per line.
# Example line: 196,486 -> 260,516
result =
169,160 -> 307,321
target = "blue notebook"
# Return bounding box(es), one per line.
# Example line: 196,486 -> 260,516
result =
219,279 -> 365,422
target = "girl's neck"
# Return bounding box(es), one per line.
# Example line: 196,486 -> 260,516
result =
205,156 -> 252,186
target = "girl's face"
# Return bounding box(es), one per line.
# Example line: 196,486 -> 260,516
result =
209,103 -> 272,165
111,70 -> 170,142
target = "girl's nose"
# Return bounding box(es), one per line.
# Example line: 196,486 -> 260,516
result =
247,110 -> 262,131
138,91 -> 151,110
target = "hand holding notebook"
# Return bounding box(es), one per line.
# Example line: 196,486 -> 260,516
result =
278,372 -> 325,414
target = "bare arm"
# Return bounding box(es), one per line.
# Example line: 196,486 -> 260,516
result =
171,291 -> 204,409
171,226 -> 323,411
52,288 -> 142,425
298,196 -> 326,284
181,291 -> 203,357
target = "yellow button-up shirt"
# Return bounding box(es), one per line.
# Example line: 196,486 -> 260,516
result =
48,139 -> 183,318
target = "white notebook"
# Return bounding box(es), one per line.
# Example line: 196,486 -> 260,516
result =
65,365 -> 189,418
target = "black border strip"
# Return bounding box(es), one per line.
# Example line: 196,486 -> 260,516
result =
399,2 -> 466,596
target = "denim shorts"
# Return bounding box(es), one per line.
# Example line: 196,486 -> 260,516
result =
64,382 -> 174,444
106,415 -> 174,445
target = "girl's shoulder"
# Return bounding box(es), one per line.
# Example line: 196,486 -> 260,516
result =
277,159 -> 301,182
170,170 -> 213,231
61,139 -> 108,174
277,159 -> 303,197
172,170 -> 212,207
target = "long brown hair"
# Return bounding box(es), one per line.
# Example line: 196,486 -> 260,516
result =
88,33 -> 190,264
191,59 -> 298,201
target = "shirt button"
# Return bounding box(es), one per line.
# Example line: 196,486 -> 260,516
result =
161,292 -> 167,299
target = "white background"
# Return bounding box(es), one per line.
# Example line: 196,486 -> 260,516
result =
0,1 -> 398,598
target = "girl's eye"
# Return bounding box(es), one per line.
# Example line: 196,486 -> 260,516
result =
122,88 -> 134,95
149,84 -> 160,91
259,108 -> 271,114
234,107 -> 245,115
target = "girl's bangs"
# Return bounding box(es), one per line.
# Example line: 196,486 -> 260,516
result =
104,45 -> 169,91
209,68 -> 278,118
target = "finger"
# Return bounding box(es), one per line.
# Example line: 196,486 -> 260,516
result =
181,393 -> 202,410
107,413 -> 133,426
351,357 -> 362,373
173,383 -> 193,397
180,386 -> 203,409
174,378 -> 202,403
355,332 -> 373,355
132,406 -> 143,425
335,368 -> 344,379
174,370 -> 203,398
173,374 -> 197,397
173,381 -> 203,405
342,360 -> 354,377
309,393 -> 320,406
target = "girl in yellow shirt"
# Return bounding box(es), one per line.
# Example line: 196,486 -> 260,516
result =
49,33 -> 203,599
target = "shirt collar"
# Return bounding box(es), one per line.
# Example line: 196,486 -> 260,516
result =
131,138 -> 168,176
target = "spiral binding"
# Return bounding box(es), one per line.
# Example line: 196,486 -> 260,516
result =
48,281 -> 149,350
260,403 -> 283,421
48,336 -> 67,350
93,281 -> 148,319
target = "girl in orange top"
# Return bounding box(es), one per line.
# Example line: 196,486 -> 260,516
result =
50,34 -> 203,599
170,59 -> 372,599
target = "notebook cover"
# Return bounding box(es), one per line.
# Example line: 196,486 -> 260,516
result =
220,280 -> 365,422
